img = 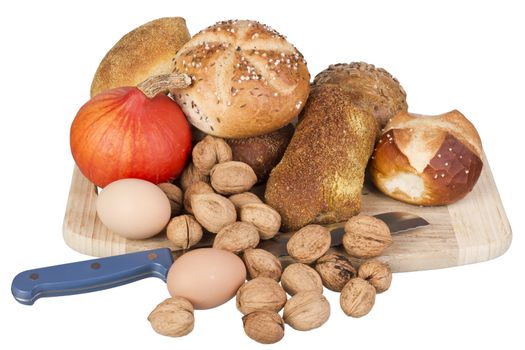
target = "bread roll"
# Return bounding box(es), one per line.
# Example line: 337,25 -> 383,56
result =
369,110 -> 483,205
226,124 -> 294,182
172,20 -> 310,138
313,62 -> 407,128
265,85 -> 377,230
91,17 -> 190,97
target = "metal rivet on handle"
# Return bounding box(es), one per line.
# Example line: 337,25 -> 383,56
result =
29,273 -> 39,280
91,262 -> 101,270
148,253 -> 158,261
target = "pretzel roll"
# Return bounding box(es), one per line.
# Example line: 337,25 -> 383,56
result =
172,20 -> 310,138
369,110 -> 483,205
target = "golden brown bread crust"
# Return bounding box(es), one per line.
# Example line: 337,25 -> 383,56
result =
172,20 -> 310,138
313,62 -> 407,128
265,85 -> 377,230
226,124 -> 294,182
90,17 -> 190,97
369,110 -> 483,205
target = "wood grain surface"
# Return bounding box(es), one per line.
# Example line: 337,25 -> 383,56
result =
63,155 -> 511,272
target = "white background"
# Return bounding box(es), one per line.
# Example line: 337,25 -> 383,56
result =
1,0 -> 523,349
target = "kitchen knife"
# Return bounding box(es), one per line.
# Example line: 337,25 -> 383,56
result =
12,212 -> 428,305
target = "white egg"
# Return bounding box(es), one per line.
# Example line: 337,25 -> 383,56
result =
96,179 -> 171,239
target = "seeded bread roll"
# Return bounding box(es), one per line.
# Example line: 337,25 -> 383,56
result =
172,20 -> 310,138
265,84 -> 377,230
369,110 -> 483,205
91,17 -> 190,97
313,62 -> 408,128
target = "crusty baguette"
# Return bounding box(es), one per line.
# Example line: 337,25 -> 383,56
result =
91,17 -> 190,97
265,84 -> 377,230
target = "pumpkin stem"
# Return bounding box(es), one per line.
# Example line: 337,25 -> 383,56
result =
137,73 -> 192,98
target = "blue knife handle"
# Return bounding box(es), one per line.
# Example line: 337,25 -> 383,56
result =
11,248 -> 173,305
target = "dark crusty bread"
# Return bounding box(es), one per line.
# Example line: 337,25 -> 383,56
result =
313,62 -> 407,128
370,110 -> 483,205
91,17 -> 190,97
226,124 -> 294,182
265,85 -> 377,230
172,20 -> 310,138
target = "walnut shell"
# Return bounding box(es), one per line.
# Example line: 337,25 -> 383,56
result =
358,260 -> 392,293
240,203 -> 281,240
148,297 -> 194,337
158,183 -> 183,217
166,215 -> 203,250
315,253 -> 357,292
236,277 -> 287,315
281,263 -> 323,296
340,277 -> 376,318
283,291 -> 330,331
213,221 -> 260,254
180,162 -> 209,191
242,248 -> 282,281
242,311 -> 284,344
286,225 -> 331,263
183,181 -> 214,214
343,215 -> 392,258
192,135 -> 232,175
210,161 -> 257,195
229,192 -> 262,211
191,193 -> 236,233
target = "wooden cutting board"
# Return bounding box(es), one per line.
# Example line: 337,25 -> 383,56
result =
63,154 -> 512,273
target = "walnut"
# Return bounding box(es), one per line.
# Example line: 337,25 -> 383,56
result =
242,248 -> 282,281
283,291 -> 330,331
213,221 -> 260,254
240,203 -> 281,240
242,311 -> 284,344
343,215 -> 392,258
229,192 -> 262,212
192,135 -> 232,176
191,193 -> 236,233
166,215 -> 203,250
183,181 -> 214,214
315,253 -> 356,292
340,277 -> 376,318
158,183 -> 183,217
210,161 -> 258,195
180,162 -> 209,191
358,260 -> 392,293
281,263 -> 323,296
286,225 -> 331,264
236,277 -> 287,315
148,297 -> 194,337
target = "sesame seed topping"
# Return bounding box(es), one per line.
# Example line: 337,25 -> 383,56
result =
449,148 -> 453,151
273,92 -> 279,97
465,170 -> 469,174
280,52 -> 285,57
459,155 -> 463,159
434,174 -> 438,179
441,173 -> 445,177
437,154 -> 442,158
227,101 -> 231,106
295,101 -> 302,109
445,162 -> 449,166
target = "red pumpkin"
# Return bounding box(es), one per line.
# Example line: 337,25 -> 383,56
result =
70,86 -> 191,187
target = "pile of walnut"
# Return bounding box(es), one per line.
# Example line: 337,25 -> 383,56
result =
152,135 -> 393,344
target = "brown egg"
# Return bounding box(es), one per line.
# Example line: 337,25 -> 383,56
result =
167,248 -> 246,309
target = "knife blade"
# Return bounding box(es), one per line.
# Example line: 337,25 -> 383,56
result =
256,212 -> 429,257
